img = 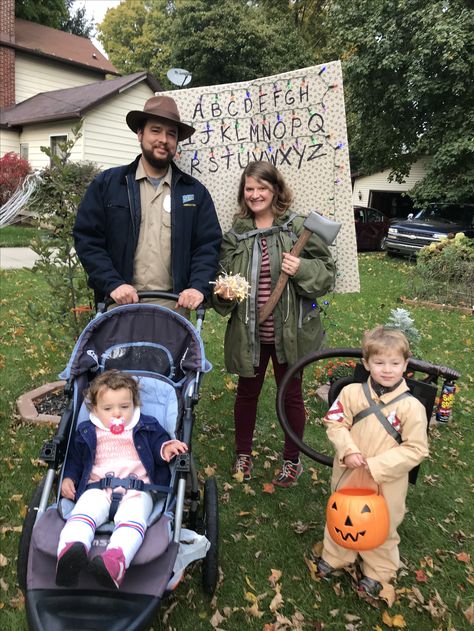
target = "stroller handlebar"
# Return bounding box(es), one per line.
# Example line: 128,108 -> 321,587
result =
97,291 -> 207,323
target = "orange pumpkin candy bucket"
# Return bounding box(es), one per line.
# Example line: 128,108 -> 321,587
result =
326,487 -> 390,551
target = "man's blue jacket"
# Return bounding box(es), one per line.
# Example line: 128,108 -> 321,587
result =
73,156 -> 222,303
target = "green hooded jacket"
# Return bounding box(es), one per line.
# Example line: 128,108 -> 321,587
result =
212,211 -> 336,377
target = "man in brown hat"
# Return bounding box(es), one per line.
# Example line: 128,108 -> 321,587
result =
73,95 -> 221,310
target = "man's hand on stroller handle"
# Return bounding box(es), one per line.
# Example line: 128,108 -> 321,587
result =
177,288 -> 204,311
161,440 -> 188,462
110,284 -> 139,305
61,477 -> 76,500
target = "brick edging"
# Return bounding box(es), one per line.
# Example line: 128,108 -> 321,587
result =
16,381 -> 66,424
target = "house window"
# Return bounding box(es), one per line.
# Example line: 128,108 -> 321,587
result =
20,143 -> 29,160
50,135 -> 68,165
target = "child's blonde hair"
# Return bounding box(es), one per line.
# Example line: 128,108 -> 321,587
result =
84,369 -> 141,409
362,325 -> 411,361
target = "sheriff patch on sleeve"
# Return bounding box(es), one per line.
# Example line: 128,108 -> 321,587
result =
182,194 -> 195,205
324,399 -> 345,423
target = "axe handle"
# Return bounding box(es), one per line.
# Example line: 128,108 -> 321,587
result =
258,228 -> 312,324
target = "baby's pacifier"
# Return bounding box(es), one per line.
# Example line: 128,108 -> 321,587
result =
110,417 -> 125,435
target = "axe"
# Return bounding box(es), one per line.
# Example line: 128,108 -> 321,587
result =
258,211 -> 341,324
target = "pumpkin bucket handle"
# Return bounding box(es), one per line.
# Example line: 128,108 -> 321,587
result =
334,468 -> 383,496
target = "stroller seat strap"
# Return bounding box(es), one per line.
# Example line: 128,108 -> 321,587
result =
86,475 -> 173,520
352,382 -> 412,444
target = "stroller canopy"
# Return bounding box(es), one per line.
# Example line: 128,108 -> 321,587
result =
61,303 -> 210,383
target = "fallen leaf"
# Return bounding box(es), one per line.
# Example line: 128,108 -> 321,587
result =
268,569 -> 282,587
312,541 -> 324,557
204,464 -> 216,476
0,526 -> 22,534
304,556 -> 318,581
456,551 -> 471,563
210,609 -> 225,628
415,569 -> 428,583
382,610 -> 406,628
0,555 -> 8,568
411,586 -> 425,604
463,602 -> 474,624
233,470 -> 244,483
262,482 -> 275,494
224,377 -> 237,391
245,576 -> 257,591
244,591 -> 257,604
269,585 -> 284,612
246,602 -> 263,618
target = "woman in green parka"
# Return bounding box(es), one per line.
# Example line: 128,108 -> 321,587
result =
213,161 -> 336,487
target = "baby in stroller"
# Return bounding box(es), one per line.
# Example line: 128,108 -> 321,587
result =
56,369 -> 188,589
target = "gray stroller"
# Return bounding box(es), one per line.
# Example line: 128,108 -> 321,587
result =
17,293 -> 219,631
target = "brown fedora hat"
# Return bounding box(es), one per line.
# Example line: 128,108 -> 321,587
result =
126,95 -> 195,141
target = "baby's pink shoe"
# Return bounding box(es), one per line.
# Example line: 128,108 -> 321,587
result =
56,541 -> 88,586
90,547 -> 126,589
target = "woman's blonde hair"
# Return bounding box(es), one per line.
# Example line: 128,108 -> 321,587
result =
84,369 -> 141,409
362,326 -> 411,361
236,161 -> 293,219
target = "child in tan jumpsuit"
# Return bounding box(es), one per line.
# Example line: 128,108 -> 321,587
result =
317,326 -> 429,605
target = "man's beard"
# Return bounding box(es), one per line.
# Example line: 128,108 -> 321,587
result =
141,143 -> 174,170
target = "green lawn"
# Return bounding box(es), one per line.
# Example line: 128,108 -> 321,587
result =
0,224 -> 45,247
0,254 -> 472,631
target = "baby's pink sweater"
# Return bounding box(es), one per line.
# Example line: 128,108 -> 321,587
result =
88,429 -> 150,487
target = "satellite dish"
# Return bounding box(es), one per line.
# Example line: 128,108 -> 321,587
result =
167,68 -> 192,87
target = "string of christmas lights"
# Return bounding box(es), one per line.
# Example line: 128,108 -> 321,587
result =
172,66 -> 348,278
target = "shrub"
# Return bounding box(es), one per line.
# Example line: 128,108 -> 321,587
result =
384,307 -> 421,356
27,123 -> 100,340
0,152 -> 31,206
410,233 -> 474,307
313,359 -> 357,384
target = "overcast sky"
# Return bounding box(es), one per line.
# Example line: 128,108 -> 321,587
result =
72,0 -> 121,55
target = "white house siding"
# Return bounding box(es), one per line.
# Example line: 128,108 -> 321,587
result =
15,53 -> 104,104
0,129 -> 20,155
18,120 -> 84,170
82,82 -> 155,169
352,157 -> 432,206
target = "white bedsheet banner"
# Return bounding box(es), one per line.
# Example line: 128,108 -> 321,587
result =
160,61 -> 359,293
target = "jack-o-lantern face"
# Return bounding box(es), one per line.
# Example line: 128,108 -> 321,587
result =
326,488 -> 389,551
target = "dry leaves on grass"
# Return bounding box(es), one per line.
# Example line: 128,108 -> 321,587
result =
269,584 -> 284,613
204,464 -> 216,477
415,569 -> 428,583
456,551 -> 471,564
381,611 -> 406,628
464,602 -> 474,625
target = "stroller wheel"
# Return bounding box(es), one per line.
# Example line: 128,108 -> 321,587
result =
202,477 -> 219,596
17,476 -> 47,593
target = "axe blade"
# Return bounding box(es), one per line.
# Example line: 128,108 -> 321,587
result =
303,211 -> 342,245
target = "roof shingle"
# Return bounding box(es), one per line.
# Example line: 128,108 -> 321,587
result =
0,18 -> 119,76
0,73 -> 162,128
